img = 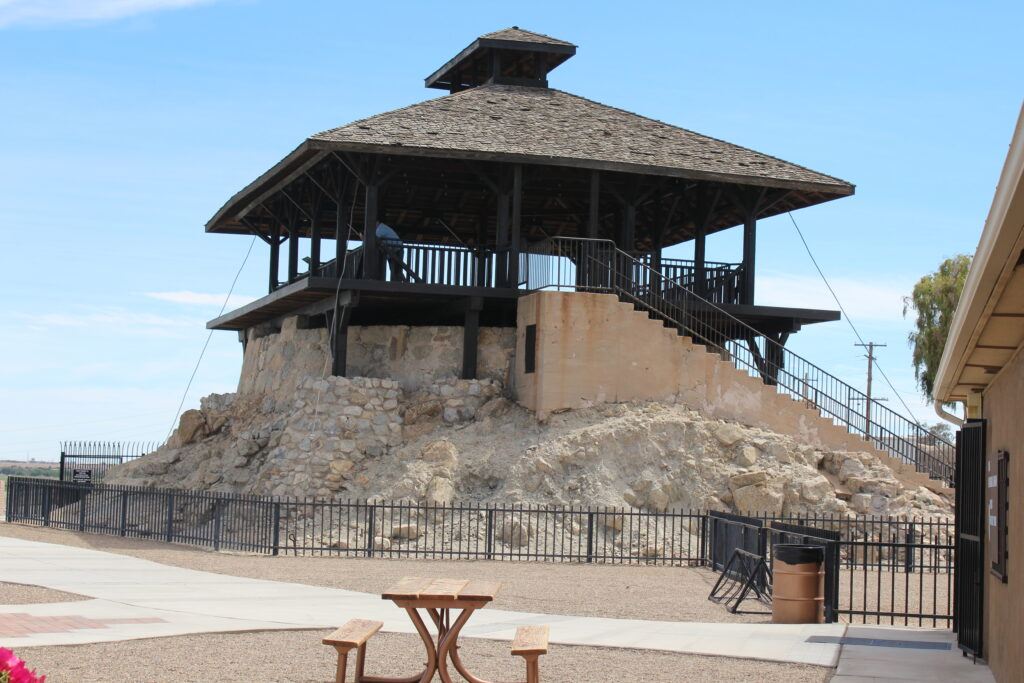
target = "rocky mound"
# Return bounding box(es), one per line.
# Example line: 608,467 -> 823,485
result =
108,376 -> 951,522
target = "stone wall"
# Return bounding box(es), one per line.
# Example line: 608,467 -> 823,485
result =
237,317 -> 514,396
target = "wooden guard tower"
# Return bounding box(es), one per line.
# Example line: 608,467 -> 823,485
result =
206,27 -> 854,380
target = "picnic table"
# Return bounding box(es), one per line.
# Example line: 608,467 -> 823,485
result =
323,576 -> 548,683
381,576 -> 500,683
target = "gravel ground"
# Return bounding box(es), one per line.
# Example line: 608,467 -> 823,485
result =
0,523 -> 765,623
17,629 -> 830,683
0,581 -> 88,604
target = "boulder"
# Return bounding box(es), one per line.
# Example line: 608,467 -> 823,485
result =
733,484 -> 784,516
420,439 -> 458,470
735,446 -> 759,467
390,524 -> 421,540
729,470 -> 769,490
838,456 -> 866,483
800,475 -> 833,503
714,423 -> 745,447
424,476 -> 455,505
171,410 -> 207,448
498,518 -> 533,547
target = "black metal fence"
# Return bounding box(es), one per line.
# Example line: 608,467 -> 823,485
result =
3,477 -> 953,626
59,441 -> 154,484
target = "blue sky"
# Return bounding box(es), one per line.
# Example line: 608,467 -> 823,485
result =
1,1 -> 1021,461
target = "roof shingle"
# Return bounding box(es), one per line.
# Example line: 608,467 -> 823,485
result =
311,84 -> 851,192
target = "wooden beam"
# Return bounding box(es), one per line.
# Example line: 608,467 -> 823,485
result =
496,187 -> 511,287
287,207 -> 300,282
461,299 -> 482,379
742,210 -> 756,305
330,299 -> 354,377
363,181 -> 379,279
269,221 -> 280,293
588,170 -> 600,239
509,164 -> 522,287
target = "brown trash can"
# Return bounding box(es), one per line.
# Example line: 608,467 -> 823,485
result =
772,544 -> 825,624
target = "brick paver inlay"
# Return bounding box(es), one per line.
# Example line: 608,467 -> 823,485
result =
0,613 -> 166,637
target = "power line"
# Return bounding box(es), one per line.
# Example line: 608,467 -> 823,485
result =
165,236 -> 257,441
786,212 -> 922,424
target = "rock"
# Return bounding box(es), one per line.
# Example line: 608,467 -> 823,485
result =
850,493 -> 890,515
729,470 -> 768,489
735,446 -> 759,467
641,543 -> 663,558
373,536 -> 392,551
733,484 -> 784,516
498,518 -> 533,546
477,397 -> 511,419
838,456 -> 866,483
329,459 -> 354,475
715,423 -> 745,447
171,410 -> 207,447
421,439 -> 458,468
425,476 -> 455,505
800,475 -> 833,503
326,540 -> 349,550
390,524 -> 421,540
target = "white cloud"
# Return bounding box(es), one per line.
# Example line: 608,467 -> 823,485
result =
145,290 -> 256,308
0,0 -> 214,28
756,272 -> 914,323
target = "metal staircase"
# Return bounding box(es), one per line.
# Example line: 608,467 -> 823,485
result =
523,237 -> 954,486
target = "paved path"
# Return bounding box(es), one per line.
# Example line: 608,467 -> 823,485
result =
0,536 -> 997,681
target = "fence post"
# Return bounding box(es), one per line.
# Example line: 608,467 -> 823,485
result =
213,501 -> 222,551
78,485 -> 86,532
42,485 -> 51,528
119,490 -> 128,537
165,492 -> 174,543
366,503 -> 376,558
586,511 -> 595,563
905,522 -> 916,573
271,501 -> 281,556
485,507 -> 495,560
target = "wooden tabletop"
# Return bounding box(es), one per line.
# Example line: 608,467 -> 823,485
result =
382,577 -> 501,603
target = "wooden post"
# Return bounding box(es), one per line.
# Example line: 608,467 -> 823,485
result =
509,164 -> 522,287
335,192 -> 346,275
462,301 -> 481,380
287,215 -> 299,282
587,170 -> 600,239
621,203 -> 636,253
742,210 -> 756,305
694,223 -> 707,295
269,222 -> 280,293
310,210 -> 321,276
330,302 -> 353,376
363,182 -> 379,279
496,190 -> 510,287
476,213 -> 487,287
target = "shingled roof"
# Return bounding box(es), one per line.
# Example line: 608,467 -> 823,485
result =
478,27 -> 575,46
310,84 -> 851,194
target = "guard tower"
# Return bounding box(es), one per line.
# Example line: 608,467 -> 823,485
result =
206,27 -> 853,381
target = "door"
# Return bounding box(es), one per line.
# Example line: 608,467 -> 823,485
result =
955,420 -> 986,657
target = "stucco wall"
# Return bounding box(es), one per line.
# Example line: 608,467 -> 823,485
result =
514,292 -> 945,492
238,317 -> 514,395
982,347 -> 1024,682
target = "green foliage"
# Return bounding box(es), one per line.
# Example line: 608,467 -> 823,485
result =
903,254 -> 972,400
0,466 -> 58,478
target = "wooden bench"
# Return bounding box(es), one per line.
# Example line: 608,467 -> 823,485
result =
511,624 -> 550,683
322,618 -> 383,683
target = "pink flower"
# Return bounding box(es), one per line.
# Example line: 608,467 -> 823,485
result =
0,648 -> 45,683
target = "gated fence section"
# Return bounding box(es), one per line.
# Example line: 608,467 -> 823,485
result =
3,476 -> 952,626
59,441 -> 154,484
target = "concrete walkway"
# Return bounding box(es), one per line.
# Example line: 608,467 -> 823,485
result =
0,536 -> 996,681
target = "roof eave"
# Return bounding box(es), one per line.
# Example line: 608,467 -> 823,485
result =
309,138 -> 855,197
424,38 -> 576,90
933,104 -> 1024,403
205,141 -> 323,234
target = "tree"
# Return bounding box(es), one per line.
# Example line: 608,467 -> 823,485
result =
903,254 -> 972,400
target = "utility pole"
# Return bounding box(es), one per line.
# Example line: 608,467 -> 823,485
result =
855,342 -> 886,433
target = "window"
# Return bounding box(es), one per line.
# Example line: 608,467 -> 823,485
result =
524,324 -> 536,374
992,450 -> 1009,582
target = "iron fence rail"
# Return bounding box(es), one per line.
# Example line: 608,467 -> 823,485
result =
5,477 -> 953,626
59,441 -> 153,483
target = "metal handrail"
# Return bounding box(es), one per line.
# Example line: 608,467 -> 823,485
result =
523,237 -> 954,485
